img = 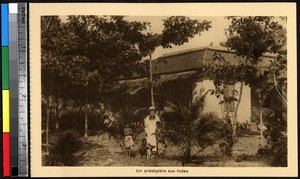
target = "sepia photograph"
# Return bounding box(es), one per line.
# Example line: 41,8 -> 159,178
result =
29,3 -> 297,177
40,14 -> 287,167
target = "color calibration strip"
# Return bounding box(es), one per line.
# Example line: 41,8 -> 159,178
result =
2,3 -> 11,177
1,3 -> 29,176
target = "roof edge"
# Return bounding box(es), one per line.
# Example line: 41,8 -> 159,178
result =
157,46 -> 277,59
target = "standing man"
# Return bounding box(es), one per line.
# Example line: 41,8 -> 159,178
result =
144,106 -> 160,157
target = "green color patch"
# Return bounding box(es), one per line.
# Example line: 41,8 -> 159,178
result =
2,47 -> 9,89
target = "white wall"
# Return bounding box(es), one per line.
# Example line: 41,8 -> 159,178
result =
193,80 -> 251,123
235,82 -> 251,123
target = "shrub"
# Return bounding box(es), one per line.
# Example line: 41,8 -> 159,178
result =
271,135 -> 287,166
161,92 -> 224,165
44,130 -> 82,166
194,112 -> 224,149
258,113 -> 287,167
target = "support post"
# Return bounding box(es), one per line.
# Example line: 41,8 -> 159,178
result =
149,53 -> 154,106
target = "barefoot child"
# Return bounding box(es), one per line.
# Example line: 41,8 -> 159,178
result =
124,124 -> 134,157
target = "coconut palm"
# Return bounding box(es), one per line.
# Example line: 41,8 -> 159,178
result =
161,89 -> 224,165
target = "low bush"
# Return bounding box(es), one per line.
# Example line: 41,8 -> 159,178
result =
43,130 -> 82,166
271,135 -> 287,167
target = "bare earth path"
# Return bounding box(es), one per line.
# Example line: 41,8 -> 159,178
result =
78,133 -> 270,167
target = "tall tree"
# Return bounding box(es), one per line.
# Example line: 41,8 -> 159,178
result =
139,16 -> 211,105
223,16 -> 286,140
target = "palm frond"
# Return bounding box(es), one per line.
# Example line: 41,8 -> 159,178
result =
132,107 -> 148,117
193,112 -> 224,148
165,100 -> 179,112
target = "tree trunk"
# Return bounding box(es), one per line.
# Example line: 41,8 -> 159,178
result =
84,82 -> 89,138
55,105 -> 59,130
46,107 -> 50,155
84,107 -> 88,138
182,139 -> 191,166
233,82 -> 243,141
258,93 -> 263,145
220,97 -> 225,119
149,53 -> 154,106
273,73 -> 287,104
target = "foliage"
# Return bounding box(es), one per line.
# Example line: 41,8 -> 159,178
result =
225,16 -> 286,63
221,116 -> 234,156
161,16 -> 211,48
116,106 -> 146,131
194,112 -> 224,149
236,121 -> 256,137
201,53 -> 257,86
44,130 -> 82,166
260,50 -> 287,104
42,15 -> 212,99
161,89 -> 224,164
257,135 -> 287,167
257,113 -> 287,166
271,135 -> 287,166
225,16 -> 287,103
250,107 -> 273,123
41,15 -> 212,137
264,113 -> 287,141
155,72 -> 200,109
204,16 -> 287,143
42,95 -> 109,136
236,121 -> 251,131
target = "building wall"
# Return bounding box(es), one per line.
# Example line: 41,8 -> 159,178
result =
194,80 -> 251,123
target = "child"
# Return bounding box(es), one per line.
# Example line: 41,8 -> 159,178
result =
139,138 -> 148,157
146,144 -> 155,159
155,121 -> 165,156
124,124 -> 134,157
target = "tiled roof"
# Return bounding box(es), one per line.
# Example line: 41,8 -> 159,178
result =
118,46 -> 277,94
153,50 -> 206,75
152,46 -> 276,75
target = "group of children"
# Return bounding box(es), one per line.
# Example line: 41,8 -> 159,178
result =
123,117 -> 165,159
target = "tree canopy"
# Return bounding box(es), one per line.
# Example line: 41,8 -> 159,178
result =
225,16 -> 286,63
41,15 -> 212,138
41,15 -> 211,102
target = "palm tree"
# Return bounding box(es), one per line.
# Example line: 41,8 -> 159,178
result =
161,89 -> 224,165
43,130 -> 82,166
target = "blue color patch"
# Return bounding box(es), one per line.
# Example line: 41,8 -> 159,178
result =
1,4 -> 9,46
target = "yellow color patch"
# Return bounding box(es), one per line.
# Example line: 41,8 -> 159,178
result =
3,90 -> 10,132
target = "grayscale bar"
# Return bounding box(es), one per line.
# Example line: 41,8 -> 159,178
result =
9,6 -> 19,176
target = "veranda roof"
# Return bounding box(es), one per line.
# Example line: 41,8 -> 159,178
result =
118,71 -> 198,95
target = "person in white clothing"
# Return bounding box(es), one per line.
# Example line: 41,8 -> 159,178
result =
144,106 -> 160,157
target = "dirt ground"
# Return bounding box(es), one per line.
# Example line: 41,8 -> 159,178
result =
77,133 -> 270,167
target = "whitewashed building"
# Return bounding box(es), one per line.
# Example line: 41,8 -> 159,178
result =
152,46 -> 276,123
120,46 -> 277,124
